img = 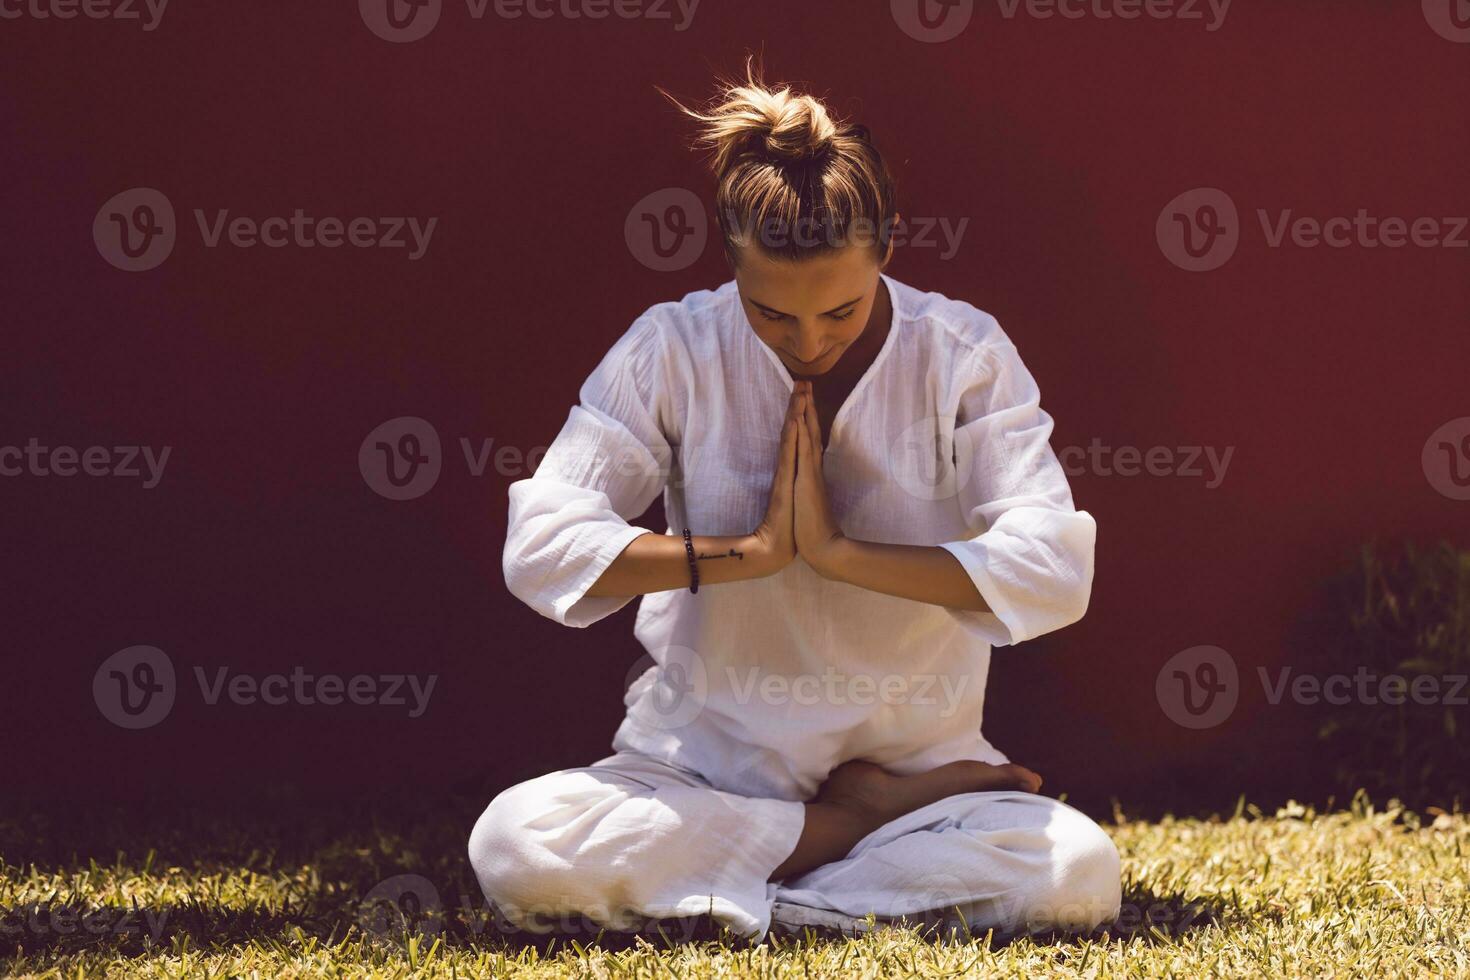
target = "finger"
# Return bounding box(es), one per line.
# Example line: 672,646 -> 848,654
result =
793,404 -> 806,477
802,391 -> 822,462
796,392 -> 816,470
774,402 -> 798,486
786,386 -> 806,449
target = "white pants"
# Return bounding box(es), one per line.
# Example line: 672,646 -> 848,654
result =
468,752 -> 1122,939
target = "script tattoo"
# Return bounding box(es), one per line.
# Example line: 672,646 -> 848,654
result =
696,548 -> 744,562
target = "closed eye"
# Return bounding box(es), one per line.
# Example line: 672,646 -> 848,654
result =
752,301 -> 860,322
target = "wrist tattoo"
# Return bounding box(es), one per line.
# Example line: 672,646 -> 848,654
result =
696,548 -> 744,562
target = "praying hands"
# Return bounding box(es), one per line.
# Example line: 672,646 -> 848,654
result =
750,382 -> 991,612
586,381 -> 991,612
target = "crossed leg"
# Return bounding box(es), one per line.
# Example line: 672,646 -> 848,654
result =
468,752 -> 1120,939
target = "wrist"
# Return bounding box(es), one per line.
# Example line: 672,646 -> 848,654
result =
807,533 -> 854,581
741,532 -> 787,578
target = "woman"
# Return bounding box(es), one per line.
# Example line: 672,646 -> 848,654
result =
469,67 -> 1121,940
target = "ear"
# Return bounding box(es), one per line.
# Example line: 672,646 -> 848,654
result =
879,212 -> 899,270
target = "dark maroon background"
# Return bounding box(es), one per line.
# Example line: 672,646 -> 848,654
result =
3,0 -> 1466,813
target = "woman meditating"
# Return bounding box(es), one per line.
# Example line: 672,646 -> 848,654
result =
469,68 -> 1121,939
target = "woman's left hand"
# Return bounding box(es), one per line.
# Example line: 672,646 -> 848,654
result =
794,381 -> 847,576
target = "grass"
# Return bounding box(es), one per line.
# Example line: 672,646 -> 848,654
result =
4,793 -> 1469,978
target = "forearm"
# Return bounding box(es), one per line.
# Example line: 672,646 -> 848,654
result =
814,537 -> 991,611
585,532 -> 776,597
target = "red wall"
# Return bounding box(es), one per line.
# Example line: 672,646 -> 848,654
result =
3,0 -> 1466,810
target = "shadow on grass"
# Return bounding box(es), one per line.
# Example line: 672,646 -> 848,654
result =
2,789 -> 1232,965
2,879 -> 1228,962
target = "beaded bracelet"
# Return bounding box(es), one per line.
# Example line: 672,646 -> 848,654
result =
682,527 -> 700,594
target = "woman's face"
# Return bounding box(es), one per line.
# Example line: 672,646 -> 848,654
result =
734,245 -> 888,378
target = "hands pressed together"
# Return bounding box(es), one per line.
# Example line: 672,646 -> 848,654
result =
590,376 -> 988,607
754,381 -> 849,578
588,376 -> 987,607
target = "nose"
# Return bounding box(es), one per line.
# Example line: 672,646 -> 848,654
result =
790,323 -> 826,362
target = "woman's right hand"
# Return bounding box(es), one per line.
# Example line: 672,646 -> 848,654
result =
751,384 -> 802,574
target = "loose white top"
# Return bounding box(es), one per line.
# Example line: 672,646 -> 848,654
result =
503,274 -> 1096,802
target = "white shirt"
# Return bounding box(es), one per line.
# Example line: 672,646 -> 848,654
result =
503,274 -> 1096,802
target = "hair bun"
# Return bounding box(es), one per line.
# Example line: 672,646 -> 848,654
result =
662,61 -> 898,262
755,93 -> 837,164
671,69 -> 842,177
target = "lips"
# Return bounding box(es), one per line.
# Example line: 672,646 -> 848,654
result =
786,347 -> 834,366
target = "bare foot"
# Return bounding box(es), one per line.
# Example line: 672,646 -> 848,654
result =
816,759 -> 1043,826
771,759 -> 1044,880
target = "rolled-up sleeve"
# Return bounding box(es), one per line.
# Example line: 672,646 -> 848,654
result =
936,339 -> 1096,647
503,318 -> 673,628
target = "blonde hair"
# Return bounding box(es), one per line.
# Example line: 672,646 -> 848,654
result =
665,62 -> 897,264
